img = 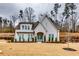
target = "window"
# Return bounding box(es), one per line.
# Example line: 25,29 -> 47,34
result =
49,34 -> 51,41
22,34 -> 24,41
19,34 -> 21,42
28,26 -> 30,30
49,34 -> 54,42
29,34 -> 32,39
49,34 -> 51,38
22,25 -> 24,30
28,34 -> 30,42
31,34 -> 32,39
25,25 -> 27,30
52,34 -> 54,40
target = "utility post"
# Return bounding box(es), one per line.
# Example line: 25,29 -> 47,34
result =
67,18 -> 71,48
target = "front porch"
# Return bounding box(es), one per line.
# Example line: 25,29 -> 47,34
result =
14,32 -> 58,43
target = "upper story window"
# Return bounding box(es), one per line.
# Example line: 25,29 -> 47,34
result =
28,26 -> 30,30
22,25 -> 24,30
21,24 -> 31,30
25,25 -> 27,30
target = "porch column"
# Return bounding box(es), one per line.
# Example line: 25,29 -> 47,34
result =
53,36 -> 55,42
43,35 -> 44,42
35,35 -> 37,42
46,35 -> 48,42
57,30 -> 60,42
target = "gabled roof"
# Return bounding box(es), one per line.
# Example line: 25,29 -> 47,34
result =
15,15 -> 60,30
32,21 -> 39,29
15,21 -> 39,30
47,17 -> 60,30
39,14 -> 60,30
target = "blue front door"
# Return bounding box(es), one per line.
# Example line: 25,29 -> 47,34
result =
37,35 -> 43,42
37,32 -> 43,42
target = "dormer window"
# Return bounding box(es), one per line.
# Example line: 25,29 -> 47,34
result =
22,25 -> 24,30
28,26 -> 30,30
21,24 -> 31,30
25,25 -> 27,30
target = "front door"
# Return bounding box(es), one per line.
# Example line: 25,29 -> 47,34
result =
37,32 -> 43,42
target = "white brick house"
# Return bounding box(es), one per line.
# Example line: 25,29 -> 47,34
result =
14,15 -> 60,42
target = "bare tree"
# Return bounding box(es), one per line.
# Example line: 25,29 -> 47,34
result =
0,17 -> 2,28
19,10 -> 24,21
51,3 -> 61,22
24,7 -> 35,22
69,3 -> 77,32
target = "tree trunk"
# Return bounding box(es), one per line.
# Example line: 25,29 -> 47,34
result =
72,10 -> 75,32
73,22 -> 75,32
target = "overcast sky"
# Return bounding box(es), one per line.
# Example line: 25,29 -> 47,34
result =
0,3 -> 54,19
0,3 -> 79,20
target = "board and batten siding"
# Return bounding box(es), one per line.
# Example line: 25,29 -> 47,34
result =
34,18 -> 59,42
41,17 -> 59,42
34,23 -> 46,42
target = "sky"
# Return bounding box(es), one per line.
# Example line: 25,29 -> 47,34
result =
0,3 -> 79,20
0,3 -> 54,19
